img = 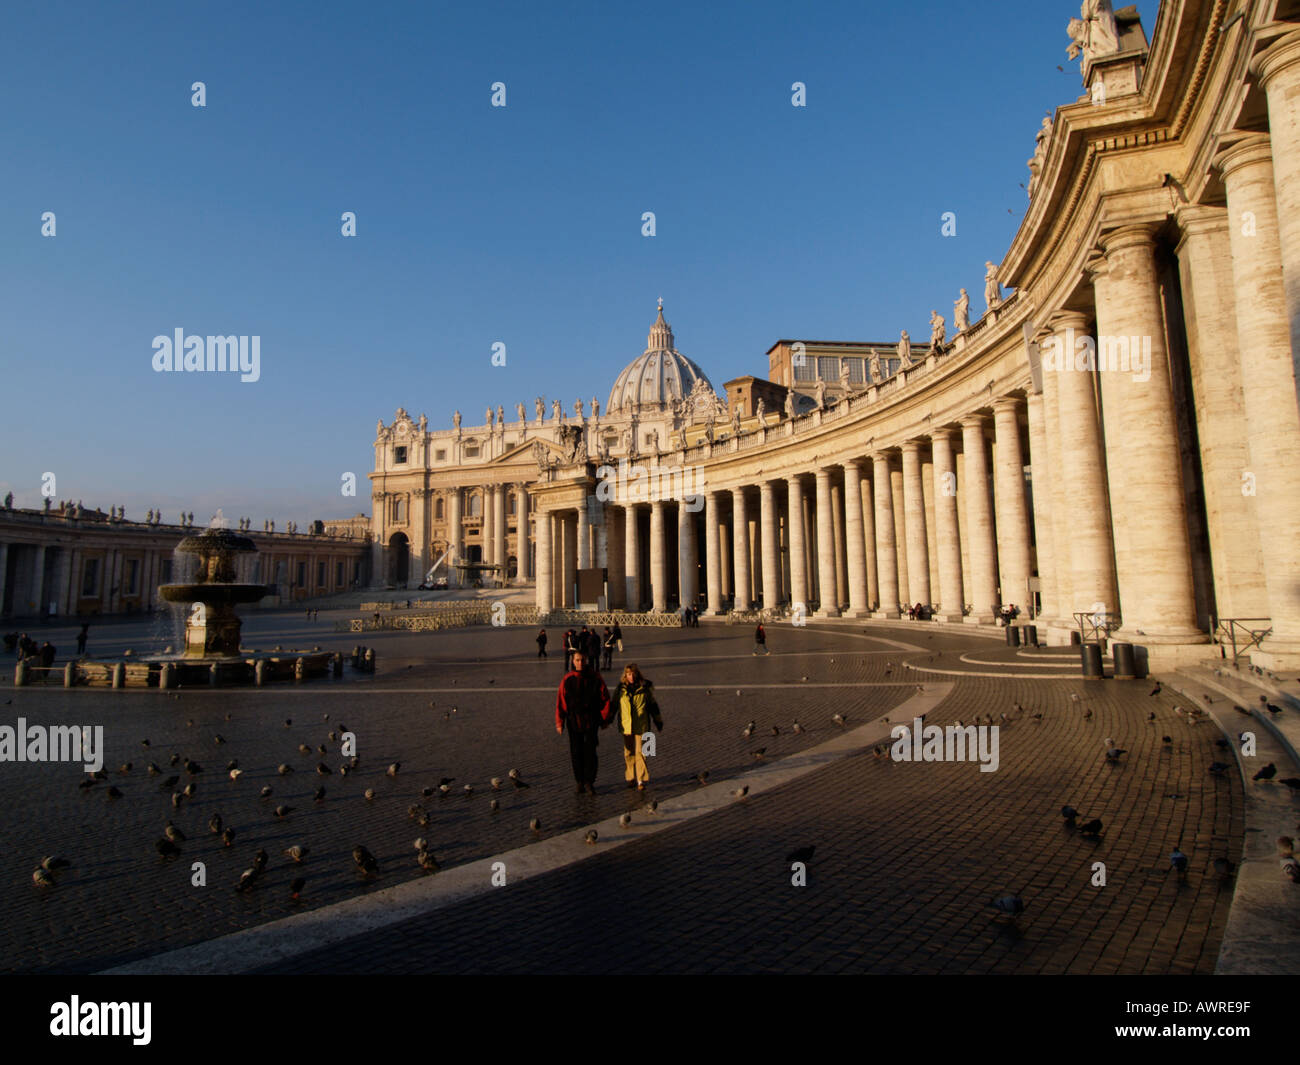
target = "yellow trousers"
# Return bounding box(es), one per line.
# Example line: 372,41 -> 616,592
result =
622,733 -> 649,784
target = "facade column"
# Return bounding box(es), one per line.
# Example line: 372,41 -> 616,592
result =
624,504 -> 642,610
992,397 -> 1032,615
860,463 -> 878,611
0,543 -> 7,616
872,453 -> 899,617
831,481 -> 847,612
493,485 -> 507,581
759,482 -> 780,609
517,487 -> 531,583
564,512 -> 578,608
842,460 -> 868,617
53,547 -> 73,619
960,416 -> 998,623
1253,32 -> 1300,374
732,488 -> 751,611
814,468 -> 839,617
1047,311 -> 1116,624
1024,393 -> 1059,623
411,488 -> 429,584
576,497 -> 591,570
930,428 -> 964,621
448,489 -> 462,586
535,508 -> 552,612
900,441 -> 931,608
650,501 -> 668,612
482,488 -> 494,566
787,476 -> 808,613
678,500 -> 699,611
31,544 -> 48,616
1091,225 -> 1203,643
606,505 -> 624,608
705,492 -> 723,614
1216,134 -> 1300,664
890,464 -> 909,605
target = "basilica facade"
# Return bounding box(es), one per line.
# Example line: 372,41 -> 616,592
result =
370,0 -> 1300,671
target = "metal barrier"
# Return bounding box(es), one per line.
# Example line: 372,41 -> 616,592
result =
1215,617 -> 1272,663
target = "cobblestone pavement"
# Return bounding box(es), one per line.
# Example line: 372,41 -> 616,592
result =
2,618 -> 922,973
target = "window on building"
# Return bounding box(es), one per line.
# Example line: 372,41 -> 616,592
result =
793,356 -> 816,382
508,493 -> 517,516
126,559 -> 140,596
317,561 -> 326,586
394,446 -> 408,464
435,449 -> 446,461
296,561 -> 306,587
390,497 -> 406,523
464,445 -> 480,458
160,559 -> 173,584
81,559 -> 100,598
435,498 -> 444,520
817,356 -> 838,380
336,561 -> 345,585
846,358 -> 865,382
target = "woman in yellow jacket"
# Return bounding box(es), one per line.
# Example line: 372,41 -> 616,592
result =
614,663 -> 663,789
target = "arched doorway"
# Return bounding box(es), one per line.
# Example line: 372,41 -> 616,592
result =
388,532 -> 410,586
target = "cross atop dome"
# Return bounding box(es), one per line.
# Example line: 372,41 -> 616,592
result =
647,300 -> 674,352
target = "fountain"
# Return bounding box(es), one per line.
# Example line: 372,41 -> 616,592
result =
158,528 -> 266,658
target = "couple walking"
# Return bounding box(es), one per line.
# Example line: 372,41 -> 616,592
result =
555,653 -> 663,793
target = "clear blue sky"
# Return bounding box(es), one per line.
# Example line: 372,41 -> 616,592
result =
0,0 -> 1157,526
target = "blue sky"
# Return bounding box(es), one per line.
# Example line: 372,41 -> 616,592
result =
0,0 -> 1157,526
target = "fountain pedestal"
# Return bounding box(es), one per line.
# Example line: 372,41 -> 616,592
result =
183,602 -> 245,658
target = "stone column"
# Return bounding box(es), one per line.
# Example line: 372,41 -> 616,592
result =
760,482 -> 780,609
650,500 -> 668,612
705,492 -> 723,614
960,416 -> 998,623
931,427 -> 964,620
860,463 -> 878,611
1024,393 -> 1058,623
1216,134 -> 1300,665
482,488 -> 494,565
31,544 -> 49,615
1047,311 -> 1116,623
535,508 -> 552,612
1173,204 -> 1267,621
890,463 -> 909,605
842,460 -> 868,616
831,481 -> 847,611
576,497 -> 591,570
872,453 -> 899,617
814,468 -> 839,617
606,505 -> 624,608
624,504 -> 642,610
517,487 -> 531,582
448,489 -> 463,586
1253,32 -> 1300,373
901,441 -> 931,607
678,499 -> 699,611
992,397 -> 1032,614
1091,225 -> 1203,643
787,476 -> 808,613
493,485 -> 507,580
0,543 -> 8,615
732,488 -> 751,611
411,488 -> 429,583
53,547 -> 72,619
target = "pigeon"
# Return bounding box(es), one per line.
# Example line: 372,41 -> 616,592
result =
1083,708 -> 1093,720
273,805 -> 294,818
512,773 -> 529,791
340,765 -> 353,778
226,760 -> 239,771
164,821 -> 186,843
33,868 -> 56,888
298,744 -> 312,755
283,719 -> 293,728
1171,848 -> 1189,879
1061,805 -> 1079,826
421,787 -> 435,797
1279,836 -> 1296,857
989,894 -> 1025,917
1253,763 -> 1277,781
155,837 -> 180,858
1162,735 -> 1172,745
106,785 -> 123,800
741,724 -> 754,739
169,754 -> 181,767
792,721 -> 804,734
141,739 -> 151,748
284,845 -> 309,863
313,786 -> 327,803
751,749 -> 767,761
221,828 -> 236,847
229,769 -> 243,781
771,726 -> 781,737
530,818 -> 542,832
585,829 -> 599,845
182,782 -> 197,798
1078,819 -> 1103,838
1233,704 -> 1252,716
619,812 -> 633,828
440,777 -> 457,787
118,762 -> 132,774
387,763 -> 400,778
408,804 -> 427,821
1283,856 -> 1300,883
463,784 -> 474,796
277,764 -> 294,776
733,786 -> 749,799
159,775 -> 179,791
831,713 -> 846,728
1150,682 -> 1162,696
251,848 -> 269,874
364,788 -> 377,802
317,744 -> 327,755
171,793 -> 184,810
214,735 -> 226,745
352,845 -> 380,876
438,783 -> 452,795
317,763 -> 332,776
1214,738 -> 1230,750
696,771 -> 710,786
260,786 -> 273,799
786,845 -> 815,863
1208,762 -> 1231,777
644,799 -> 658,813
1267,703 -> 1284,715
146,762 -> 161,776
184,760 -> 203,775
235,868 -> 258,893
1104,745 -> 1127,763
209,814 -> 223,834
489,799 -> 500,812
41,856 -> 71,872
290,877 -> 306,899
490,777 -> 503,790
1147,712 -> 1156,722
418,848 -> 440,872
78,778 -> 96,791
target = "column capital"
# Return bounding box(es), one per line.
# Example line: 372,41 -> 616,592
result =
1098,221 -> 1160,258
1250,29 -> 1300,90
841,456 -> 863,473
1173,202 -> 1228,242
991,395 -> 1022,415
1047,309 -> 1090,334
899,439 -> 924,456
929,425 -> 958,445
1213,131 -> 1273,181
959,412 -> 988,432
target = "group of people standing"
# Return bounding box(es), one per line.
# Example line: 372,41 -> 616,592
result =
537,623 -> 623,672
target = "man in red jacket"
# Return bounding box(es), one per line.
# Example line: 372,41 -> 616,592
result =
556,650 -> 612,794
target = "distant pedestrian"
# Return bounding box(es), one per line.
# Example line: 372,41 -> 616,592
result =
563,628 -> 578,672
585,627 -> 601,667
754,623 -> 769,655
601,627 -> 615,670
76,623 -> 89,657
612,621 -> 623,653
39,641 -> 56,681
692,605 -> 700,628
555,651 -> 611,794
614,663 -> 662,789
536,628 -> 548,658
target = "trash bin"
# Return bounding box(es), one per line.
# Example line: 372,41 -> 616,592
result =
1080,642 -> 1105,678
1112,642 -> 1136,679
1006,625 -> 1021,647
1024,625 -> 1038,647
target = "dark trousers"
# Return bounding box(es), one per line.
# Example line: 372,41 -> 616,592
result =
567,727 -> 598,784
